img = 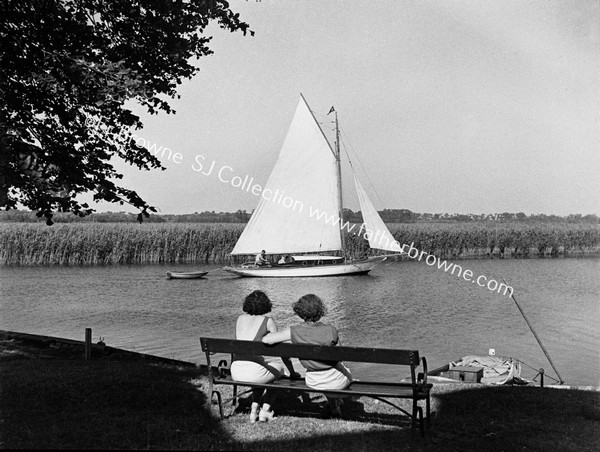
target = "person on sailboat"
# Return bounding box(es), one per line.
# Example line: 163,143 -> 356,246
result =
277,255 -> 294,265
230,290 -> 299,423
262,293 -> 352,417
255,250 -> 270,267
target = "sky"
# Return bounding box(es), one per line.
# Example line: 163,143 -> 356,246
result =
99,0 -> 600,216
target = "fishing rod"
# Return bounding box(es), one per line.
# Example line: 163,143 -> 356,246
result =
502,278 -> 565,385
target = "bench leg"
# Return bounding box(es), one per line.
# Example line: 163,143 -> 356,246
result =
409,406 -> 424,439
212,391 -> 224,419
418,406 -> 424,438
411,399 -> 418,437
410,400 -> 426,438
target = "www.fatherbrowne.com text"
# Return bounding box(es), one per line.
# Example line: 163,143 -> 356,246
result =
191,156 -> 514,298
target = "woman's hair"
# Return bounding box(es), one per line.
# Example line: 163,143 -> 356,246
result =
242,290 -> 272,315
293,294 -> 326,322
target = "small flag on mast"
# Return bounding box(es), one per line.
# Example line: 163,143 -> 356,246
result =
327,106 -> 335,115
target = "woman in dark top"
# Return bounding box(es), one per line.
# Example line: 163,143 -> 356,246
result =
262,294 -> 352,416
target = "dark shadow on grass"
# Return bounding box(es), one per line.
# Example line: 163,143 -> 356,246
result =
230,430 -> 420,452
428,385 -> 600,452
0,336 -> 230,450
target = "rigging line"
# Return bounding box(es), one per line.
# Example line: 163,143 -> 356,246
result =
502,278 -> 565,385
516,358 -> 542,373
339,128 -> 386,209
516,358 -> 561,383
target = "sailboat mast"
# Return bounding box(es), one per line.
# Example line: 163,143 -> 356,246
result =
334,110 -> 346,256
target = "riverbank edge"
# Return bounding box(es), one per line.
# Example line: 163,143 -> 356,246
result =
1,250 -> 599,268
0,329 -> 196,368
1,329 -> 598,392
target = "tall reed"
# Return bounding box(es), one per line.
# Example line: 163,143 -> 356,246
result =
0,223 -> 244,266
0,222 -> 598,266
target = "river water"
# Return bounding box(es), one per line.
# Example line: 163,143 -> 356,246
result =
1,258 -> 598,386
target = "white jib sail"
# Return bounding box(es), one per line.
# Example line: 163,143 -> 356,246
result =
354,176 -> 401,253
231,95 -> 343,255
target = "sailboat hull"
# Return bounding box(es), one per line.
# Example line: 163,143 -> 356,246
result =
223,257 -> 387,278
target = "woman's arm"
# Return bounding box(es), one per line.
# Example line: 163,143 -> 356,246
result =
266,317 -> 278,334
262,328 -> 291,344
331,324 -> 340,346
283,357 -> 300,379
264,321 -> 299,377
262,328 -> 299,377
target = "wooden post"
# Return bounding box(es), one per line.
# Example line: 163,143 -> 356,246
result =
84,328 -> 92,361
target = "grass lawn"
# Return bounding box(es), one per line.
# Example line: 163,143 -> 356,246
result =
0,336 -> 598,451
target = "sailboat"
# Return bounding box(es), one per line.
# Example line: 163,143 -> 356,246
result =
223,94 -> 401,278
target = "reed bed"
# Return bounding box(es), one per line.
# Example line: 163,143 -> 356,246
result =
0,222 -> 598,266
0,223 -> 243,266
384,222 -> 600,258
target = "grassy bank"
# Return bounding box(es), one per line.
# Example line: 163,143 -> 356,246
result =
0,222 -> 599,266
1,336 -> 598,450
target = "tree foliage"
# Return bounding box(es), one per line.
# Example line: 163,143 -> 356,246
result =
0,0 -> 251,224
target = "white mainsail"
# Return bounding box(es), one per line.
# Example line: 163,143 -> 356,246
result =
354,175 -> 401,253
231,95 -> 343,255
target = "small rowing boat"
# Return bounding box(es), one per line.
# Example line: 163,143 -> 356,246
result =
428,355 -> 530,385
166,271 -> 208,280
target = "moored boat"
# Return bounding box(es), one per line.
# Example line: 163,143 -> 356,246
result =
428,355 -> 530,385
166,271 -> 208,280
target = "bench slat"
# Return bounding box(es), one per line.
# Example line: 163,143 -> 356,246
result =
213,376 -> 431,399
200,337 -> 420,365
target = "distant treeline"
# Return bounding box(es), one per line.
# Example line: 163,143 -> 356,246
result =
1,222 -> 598,266
1,209 -> 598,224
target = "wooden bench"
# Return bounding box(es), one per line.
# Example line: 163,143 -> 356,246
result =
199,337 -> 433,437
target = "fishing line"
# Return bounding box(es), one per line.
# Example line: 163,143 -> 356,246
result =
502,277 -> 565,385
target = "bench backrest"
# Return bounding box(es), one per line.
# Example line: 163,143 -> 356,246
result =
200,337 -> 420,366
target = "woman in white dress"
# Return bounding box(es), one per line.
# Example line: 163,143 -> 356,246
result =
230,290 -> 298,422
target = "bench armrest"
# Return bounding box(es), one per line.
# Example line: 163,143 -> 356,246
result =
217,359 -> 229,378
